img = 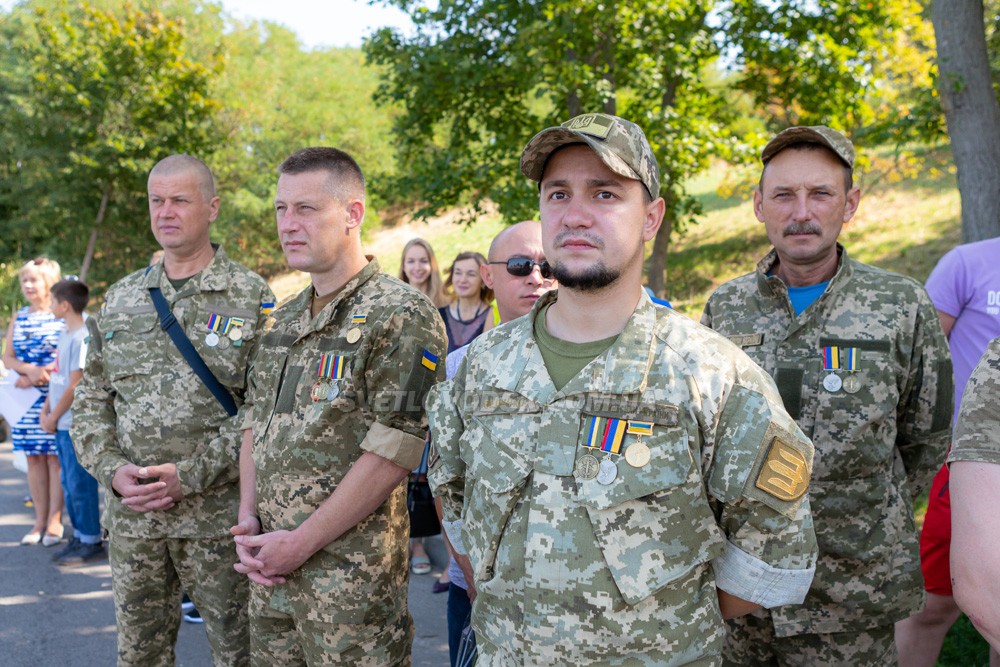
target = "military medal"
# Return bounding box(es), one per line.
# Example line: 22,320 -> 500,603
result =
624,442 -> 651,468
596,458 -> 618,485
842,374 -> 861,394
228,317 -> 246,341
822,344 -> 860,394
326,382 -> 341,401
346,328 -> 362,344
310,380 -> 331,402
313,353 -> 347,402
624,420 -> 654,468
575,453 -> 600,480
218,336 -> 232,350
205,332 -> 220,347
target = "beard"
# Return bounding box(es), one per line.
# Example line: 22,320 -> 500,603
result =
551,261 -> 621,291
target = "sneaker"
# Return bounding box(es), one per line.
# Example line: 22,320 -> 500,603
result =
52,537 -> 81,561
183,607 -> 204,624
181,593 -> 195,613
56,541 -> 106,567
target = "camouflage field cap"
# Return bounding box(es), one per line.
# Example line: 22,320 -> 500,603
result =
520,113 -> 661,200
761,126 -> 855,168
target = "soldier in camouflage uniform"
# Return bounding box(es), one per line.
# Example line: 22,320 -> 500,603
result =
231,147 -> 446,666
948,337 -> 1000,651
73,155 -> 274,666
702,126 -> 954,665
428,113 -> 818,666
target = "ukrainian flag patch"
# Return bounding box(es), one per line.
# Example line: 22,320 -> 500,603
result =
421,349 -> 438,371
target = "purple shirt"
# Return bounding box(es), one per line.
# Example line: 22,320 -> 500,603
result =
925,237 -> 1000,424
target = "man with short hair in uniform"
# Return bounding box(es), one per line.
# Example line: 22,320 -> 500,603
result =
703,126 -> 953,665
74,154 -> 273,666
231,147 -> 447,665
428,113 -> 818,666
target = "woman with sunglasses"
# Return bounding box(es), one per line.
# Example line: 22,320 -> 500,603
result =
398,238 -> 447,308
3,257 -> 65,546
439,251 -> 495,353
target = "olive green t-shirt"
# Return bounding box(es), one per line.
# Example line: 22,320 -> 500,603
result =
533,302 -> 619,391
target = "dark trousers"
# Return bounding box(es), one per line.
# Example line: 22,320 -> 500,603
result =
447,583 -> 472,667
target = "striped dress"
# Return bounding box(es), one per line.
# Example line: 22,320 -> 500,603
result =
10,306 -> 62,455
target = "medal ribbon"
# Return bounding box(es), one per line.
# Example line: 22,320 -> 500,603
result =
585,416 -> 626,453
317,354 -> 346,379
626,420 -> 654,436
823,346 -> 860,371
352,314 -> 367,324
207,313 -> 225,332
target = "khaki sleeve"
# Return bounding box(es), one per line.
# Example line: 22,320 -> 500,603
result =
359,299 -> 447,470
71,312 -> 130,491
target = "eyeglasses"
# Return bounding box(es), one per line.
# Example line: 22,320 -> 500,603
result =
489,258 -> 552,279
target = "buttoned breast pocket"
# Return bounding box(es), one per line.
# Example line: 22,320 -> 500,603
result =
192,307 -> 259,388
100,312 -> 159,381
811,337 -> 898,480
573,405 -> 721,605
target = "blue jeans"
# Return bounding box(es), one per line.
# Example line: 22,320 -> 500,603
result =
447,583 -> 473,667
56,430 -> 101,543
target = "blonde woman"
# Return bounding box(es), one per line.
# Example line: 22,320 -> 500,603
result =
440,251 -> 495,353
3,257 -> 65,546
398,238 -> 447,308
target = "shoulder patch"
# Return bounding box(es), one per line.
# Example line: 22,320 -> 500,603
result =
754,435 -> 809,501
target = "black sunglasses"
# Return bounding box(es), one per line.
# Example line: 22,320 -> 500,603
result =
489,258 -> 552,279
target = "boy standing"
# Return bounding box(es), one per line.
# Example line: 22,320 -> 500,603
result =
40,278 -> 104,566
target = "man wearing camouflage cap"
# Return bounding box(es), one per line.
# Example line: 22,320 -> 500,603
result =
231,147 -> 447,664
949,337 -> 1000,652
702,126 -> 953,665
428,112 -> 818,665
73,154 -> 274,665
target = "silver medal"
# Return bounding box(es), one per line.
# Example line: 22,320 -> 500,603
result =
205,332 -> 220,347
596,458 -> 619,485
823,373 -> 842,392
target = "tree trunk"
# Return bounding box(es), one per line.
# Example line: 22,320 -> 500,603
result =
79,184 -> 111,282
647,188 -> 676,299
932,0 -> 1000,242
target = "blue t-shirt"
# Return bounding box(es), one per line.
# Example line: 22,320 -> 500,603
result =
787,281 -> 829,316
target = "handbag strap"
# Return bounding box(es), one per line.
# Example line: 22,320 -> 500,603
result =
147,283 -> 238,417
415,439 -> 431,475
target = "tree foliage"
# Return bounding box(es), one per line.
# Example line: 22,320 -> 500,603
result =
366,0 -> 940,294
0,1 -> 222,286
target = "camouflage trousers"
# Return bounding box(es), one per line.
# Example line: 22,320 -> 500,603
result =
109,533 -> 249,667
723,608 -> 897,667
475,634 -> 722,666
248,586 -> 413,666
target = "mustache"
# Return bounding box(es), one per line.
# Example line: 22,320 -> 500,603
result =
553,231 -> 605,249
783,222 -> 822,236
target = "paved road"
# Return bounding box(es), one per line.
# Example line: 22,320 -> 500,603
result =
0,441 -> 450,666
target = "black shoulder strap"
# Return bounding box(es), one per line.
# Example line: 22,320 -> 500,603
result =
147,282 -> 238,417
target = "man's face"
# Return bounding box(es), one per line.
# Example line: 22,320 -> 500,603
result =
755,148 -> 860,267
274,170 -> 357,276
148,170 -> 219,254
482,224 -> 555,321
539,145 -> 661,292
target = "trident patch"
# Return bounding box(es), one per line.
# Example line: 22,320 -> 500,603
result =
755,437 -> 809,501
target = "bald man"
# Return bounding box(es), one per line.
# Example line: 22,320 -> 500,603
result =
441,220 -> 556,665
74,154 -> 274,666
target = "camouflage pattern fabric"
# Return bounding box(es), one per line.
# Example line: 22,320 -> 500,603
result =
72,246 -> 271,666
703,245 -> 953,637
761,125 -> 855,167
949,336 -> 1000,465
245,259 -> 445,658
110,534 -> 249,666
724,607 -> 896,667
249,595 -> 412,666
520,112 -> 661,199
428,290 -> 817,666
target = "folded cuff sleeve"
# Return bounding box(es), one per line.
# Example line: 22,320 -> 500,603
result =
712,539 -> 815,608
360,421 -> 426,471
